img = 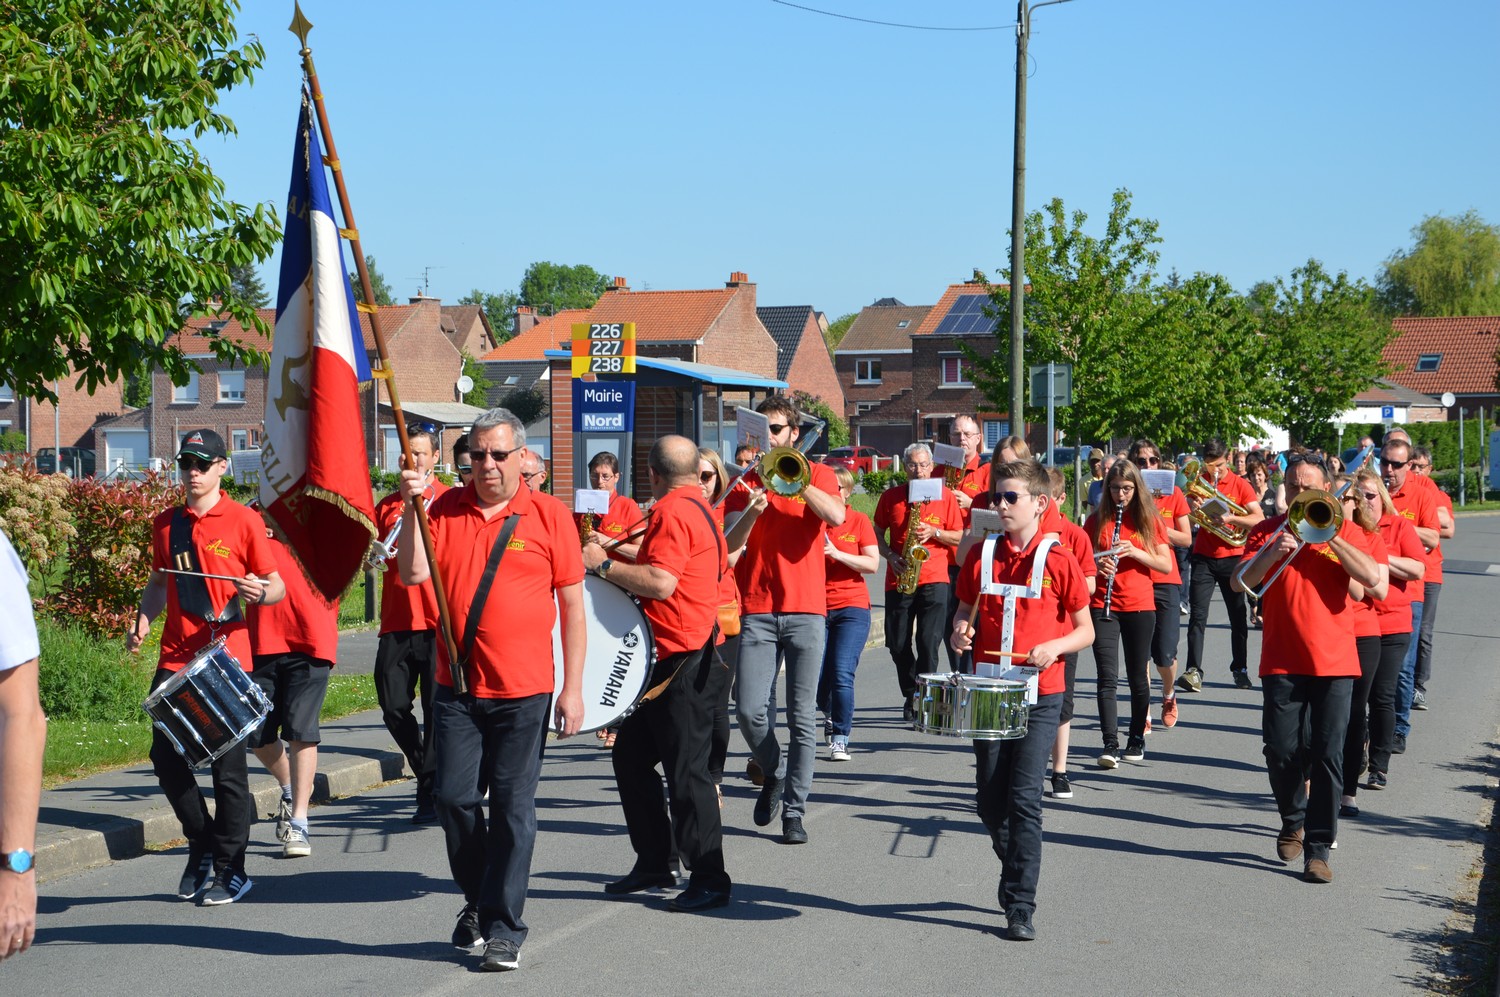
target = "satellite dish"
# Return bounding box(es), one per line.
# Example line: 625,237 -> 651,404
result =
456,375 -> 475,394
1441,391 -> 1456,408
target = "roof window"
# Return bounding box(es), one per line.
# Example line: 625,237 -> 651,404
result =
1414,354 -> 1441,372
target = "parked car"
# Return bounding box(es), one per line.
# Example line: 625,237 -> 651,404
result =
1050,445 -> 1096,467
35,446 -> 96,477
821,446 -> 888,475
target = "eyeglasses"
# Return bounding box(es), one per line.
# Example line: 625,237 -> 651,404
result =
1284,451 -> 1326,468
906,461 -> 933,471
1412,462 -> 1430,471
457,464 -> 473,475
471,446 -> 522,465
523,471 -> 546,482
699,470 -> 718,484
1138,455 -> 1160,465
767,423 -> 790,435
993,490 -> 1031,506
1382,458 -> 1408,470
178,455 -> 218,472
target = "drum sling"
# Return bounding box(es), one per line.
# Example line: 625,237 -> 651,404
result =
169,507 -> 241,625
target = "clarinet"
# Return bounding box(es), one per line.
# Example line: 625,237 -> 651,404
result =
1101,503 -> 1125,621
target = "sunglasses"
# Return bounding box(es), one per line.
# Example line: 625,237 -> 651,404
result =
1284,451 -> 1326,468
471,446 -> 522,465
1382,458 -> 1408,470
1360,491 -> 1381,501
767,423 -> 790,435
456,465 -> 473,475
177,455 -> 218,472
699,470 -> 718,484
993,490 -> 1031,506
1139,455 -> 1161,465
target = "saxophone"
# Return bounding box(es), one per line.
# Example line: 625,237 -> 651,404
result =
579,512 -> 597,547
895,501 -> 930,595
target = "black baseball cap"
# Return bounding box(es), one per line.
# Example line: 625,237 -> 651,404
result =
177,429 -> 227,461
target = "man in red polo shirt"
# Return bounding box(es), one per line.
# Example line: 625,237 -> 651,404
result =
1380,435 -> 1441,752
1234,452 -> 1380,884
578,451 -> 643,561
725,396 -> 845,846
1179,437 -> 1264,692
875,443 -> 963,717
398,407 -> 584,973
127,429 -> 283,906
371,427 -> 448,824
582,435 -> 731,912
942,415 -> 992,668
1408,445 -> 1453,711
950,459 -> 1093,940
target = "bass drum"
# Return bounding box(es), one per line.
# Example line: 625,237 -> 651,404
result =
551,573 -> 655,735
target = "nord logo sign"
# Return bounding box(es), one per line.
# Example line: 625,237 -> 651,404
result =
572,380 -> 635,433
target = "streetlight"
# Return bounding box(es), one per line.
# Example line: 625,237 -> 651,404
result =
1009,0 -> 1075,439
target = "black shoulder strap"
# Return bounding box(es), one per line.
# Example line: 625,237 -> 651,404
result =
457,513 -> 520,677
169,507 -> 240,625
683,497 -> 725,581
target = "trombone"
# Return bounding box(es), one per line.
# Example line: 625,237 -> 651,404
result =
1182,459 -> 1252,546
1234,487 -> 1344,598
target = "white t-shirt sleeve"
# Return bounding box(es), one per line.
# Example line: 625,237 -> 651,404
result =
0,530 -> 40,671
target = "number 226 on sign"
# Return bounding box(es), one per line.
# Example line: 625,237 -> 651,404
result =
571,322 -> 636,376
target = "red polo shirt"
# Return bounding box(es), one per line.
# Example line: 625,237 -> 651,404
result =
1386,475 -> 1438,582
248,534 -> 340,663
1083,509 -> 1165,612
826,508 -> 877,610
726,460 -> 841,615
1055,518 -> 1098,584
953,457 -> 991,529
1191,469 -> 1258,558
374,480 -> 448,635
956,530 -> 1088,696
636,487 -> 725,657
1241,516 -> 1362,677
427,484 -> 584,698
150,496 -> 277,671
576,491 -> 645,553
1348,525 -> 1388,639
874,483 -> 964,591
1152,487 -> 1190,586
1426,483 -> 1450,584
1373,513 -> 1424,634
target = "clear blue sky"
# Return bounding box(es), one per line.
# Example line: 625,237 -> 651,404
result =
212,0 -> 1500,320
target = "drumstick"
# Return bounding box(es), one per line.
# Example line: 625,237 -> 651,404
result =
161,568 -> 265,585
980,649 -> 1031,660
600,510 -> 656,552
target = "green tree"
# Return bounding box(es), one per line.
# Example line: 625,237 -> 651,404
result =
1378,210 -> 1500,316
501,386 -> 549,426
1255,260 -> 1394,447
519,262 -> 611,312
790,391 -> 849,448
822,312 -> 857,354
0,2 -> 281,402
350,254 -> 395,306
460,350 -> 492,407
228,261 -> 271,310
459,288 -> 521,343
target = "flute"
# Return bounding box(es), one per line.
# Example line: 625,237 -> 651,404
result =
1100,503 -> 1125,621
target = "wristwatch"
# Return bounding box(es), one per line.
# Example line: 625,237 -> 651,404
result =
595,559 -> 613,578
1,849 -> 34,874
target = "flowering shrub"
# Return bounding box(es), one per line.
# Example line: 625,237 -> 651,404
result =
53,471 -> 183,637
0,456 -> 77,576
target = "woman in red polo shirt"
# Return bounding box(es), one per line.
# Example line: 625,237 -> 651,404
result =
817,466 -> 879,762
1084,460 -> 1172,768
1334,473 -> 1389,819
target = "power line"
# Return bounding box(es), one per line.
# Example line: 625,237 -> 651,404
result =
767,0 -> 1017,32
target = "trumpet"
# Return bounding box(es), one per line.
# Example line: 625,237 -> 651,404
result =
1182,459 -> 1252,546
759,446 -> 811,498
365,488 -> 433,572
1234,488 -> 1344,598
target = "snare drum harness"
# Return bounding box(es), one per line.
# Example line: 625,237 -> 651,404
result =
975,534 -> 1059,703
632,496 -> 726,706
169,507 -> 241,628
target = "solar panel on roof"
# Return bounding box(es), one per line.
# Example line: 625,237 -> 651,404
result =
933,294 -> 996,335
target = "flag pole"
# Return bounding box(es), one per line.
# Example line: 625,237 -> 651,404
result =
289,3 -> 467,694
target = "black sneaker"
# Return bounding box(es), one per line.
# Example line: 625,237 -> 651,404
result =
1392,733 -> 1407,754
1049,774 -> 1073,799
1367,770 -> 1388,790
781,816 -> 808,845
1412,690 -> 1428,711
412,788 -> 438,825
753,775 -> 783,827
1123,738 -> 1145,762
1232,670 -> 1253,690
200,868 -> 253,906
1339,801 -> 1360,818
1175,669 -> 1203,693
1005,905 -> 1036,941
177,848 -> 215,899
452,902 -> 484,950
902,700 -> 916,724
481,938 -> 520,972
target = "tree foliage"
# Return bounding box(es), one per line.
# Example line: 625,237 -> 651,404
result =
501,386 -> 549,427
790,390 -> 849,449
519,261 -> 611,313
228,261 -> 271,309
459,350 -> 492,408
0,1 -> 281,402
459,288 -> 521,343
1255,260 -> 1394,447
822,312 -> 857,354
350,254 -> 395,306
1378,210 -> 1500,316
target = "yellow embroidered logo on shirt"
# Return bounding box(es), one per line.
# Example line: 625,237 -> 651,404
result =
204,539 -> 233,559
507,539 -> 526,551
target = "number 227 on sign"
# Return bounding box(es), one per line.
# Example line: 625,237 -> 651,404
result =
572,322 -> 636,376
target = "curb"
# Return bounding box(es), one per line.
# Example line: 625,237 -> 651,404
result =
36,747 -> 411,885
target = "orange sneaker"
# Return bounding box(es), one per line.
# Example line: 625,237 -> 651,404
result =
1161,697 -> 1179,729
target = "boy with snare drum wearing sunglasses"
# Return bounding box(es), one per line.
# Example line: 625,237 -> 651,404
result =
950,460 -> 1092,941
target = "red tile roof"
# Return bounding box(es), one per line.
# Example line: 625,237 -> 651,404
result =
911,281 -> 1007,336
171,309 -> 277,353
481,288 -> 739,361
1382,315 -> 1500,395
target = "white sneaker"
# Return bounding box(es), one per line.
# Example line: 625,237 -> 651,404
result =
283,825 -> 311,858
830,736 -> 851,762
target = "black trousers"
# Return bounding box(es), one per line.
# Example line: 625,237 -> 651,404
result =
944,566 -> 962,671
613,642 -> 732,893
707,634 -> 739,786
974,692 -> 1062,915
885,582 -> 950,699
1092,608 -> 1155,748
1261,673 -> 1353,862
374,629 -> 438,796
1151,582 -> 1182,669
1367,631 -> 1412,775
1342,635 -> 1381,798
148,669 -> 251,874
1186,553 -> 1249,676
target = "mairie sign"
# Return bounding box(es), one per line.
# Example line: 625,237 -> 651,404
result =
571,322 -> 637,377
572,380 -> 635,433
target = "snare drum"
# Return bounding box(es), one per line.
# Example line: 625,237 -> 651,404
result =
143,637 -> 271,767
912,672 -> 1030,741
551,574 -> 655,734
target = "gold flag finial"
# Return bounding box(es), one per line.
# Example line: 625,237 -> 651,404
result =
289,2 -> 314,51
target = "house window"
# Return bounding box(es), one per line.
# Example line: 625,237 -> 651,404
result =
0,383 -> 12,403
231,430 -> 249,451
172,372 -> 199,403
218,370 -> 246,403
1415,354 -> 1442,372
896,320 -> 910,329
984,420 -> 1009,449
856,401 -> 880,414
504,375 -> 519,386
855,359 -> 882,384
940,354 -> 972,387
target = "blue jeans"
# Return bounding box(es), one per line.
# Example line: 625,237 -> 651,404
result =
817,606 -> 871,737
974,692 -> 1063,915
432,687 -> 550,947
1395,600 -> 1424,738
736,612 -> 826,820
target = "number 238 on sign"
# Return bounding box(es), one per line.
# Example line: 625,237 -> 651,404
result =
572,322 -> 636,376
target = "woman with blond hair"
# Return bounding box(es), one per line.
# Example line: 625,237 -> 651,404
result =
1332,472 -> 1389,820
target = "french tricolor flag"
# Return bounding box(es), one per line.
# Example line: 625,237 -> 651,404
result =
259,91 -> 376,601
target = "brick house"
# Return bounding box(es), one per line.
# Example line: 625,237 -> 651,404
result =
1381,315 -> 1500,416
145,312 -> 273,461
0,368 -> 129,460
757,305 -> 844,420
439,302 -> 498,359
833,298 -> 931,454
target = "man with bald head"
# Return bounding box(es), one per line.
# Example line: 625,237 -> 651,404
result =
583,435 -> 732,912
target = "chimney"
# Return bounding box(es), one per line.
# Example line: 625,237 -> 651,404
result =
609,276 -> 629,292
513,304 -> 539,337
408,292 -> 440,305
726,271 -> 750,287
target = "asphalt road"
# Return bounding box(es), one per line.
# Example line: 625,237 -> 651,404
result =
12,517 -> 1500,995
